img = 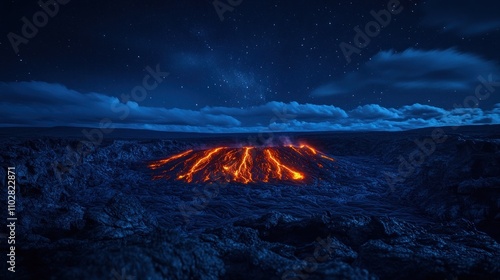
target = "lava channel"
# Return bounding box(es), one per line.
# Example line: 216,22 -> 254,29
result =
148,144 -> 335,184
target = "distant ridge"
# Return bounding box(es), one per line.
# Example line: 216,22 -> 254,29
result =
0,124 -> 498,139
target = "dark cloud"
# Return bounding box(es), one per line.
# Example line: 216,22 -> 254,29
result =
312,48 -> 499,96
311,84 -> 343,97
349,104 -> 399,120
1,81 -> 499,132
0,81 -> 240,128
399,104 -> 447,120
421,0 -> 500,35
311,48 -> 500,109
201,101 -> 348,125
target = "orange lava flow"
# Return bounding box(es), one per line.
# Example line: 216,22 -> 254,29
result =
265,149 -> 304,180
148,144 -> 335,184
148,149 -> 193,169
178,147 -> 225,183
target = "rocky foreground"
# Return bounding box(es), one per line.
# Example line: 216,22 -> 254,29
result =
0,126 -> 499,279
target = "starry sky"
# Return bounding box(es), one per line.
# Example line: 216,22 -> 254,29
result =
1,0 -> 500,132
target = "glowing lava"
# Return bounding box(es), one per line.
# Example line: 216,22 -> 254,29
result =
148,144 -> 335,184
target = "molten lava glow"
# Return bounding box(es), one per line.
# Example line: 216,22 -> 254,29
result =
149,144 -> 335,184
148,149 -> 193,169
265,149 -> 304,180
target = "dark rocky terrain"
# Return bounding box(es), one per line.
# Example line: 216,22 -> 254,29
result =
1,125 -> 499,279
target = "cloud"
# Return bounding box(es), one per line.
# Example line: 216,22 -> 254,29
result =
399,104 -> 447,120
312,48 -> 499,97
349,104 -> 399,119
421,0 -> 500,35
0,81 -> 240,128
310,49 -> 500,109
201,101 -> 348,125
1,81 -> 499,133
311,84 -> 344,96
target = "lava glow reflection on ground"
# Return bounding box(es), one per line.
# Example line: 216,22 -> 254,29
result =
148,144 -> 335,184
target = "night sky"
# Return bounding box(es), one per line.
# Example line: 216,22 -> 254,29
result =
1,0 -> 499,132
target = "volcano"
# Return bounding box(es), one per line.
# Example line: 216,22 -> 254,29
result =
148,144 -> 335,184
